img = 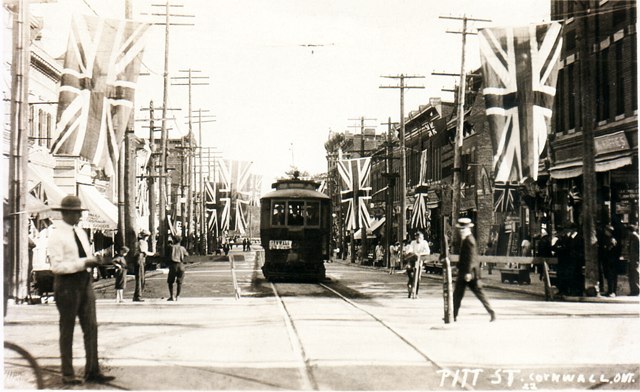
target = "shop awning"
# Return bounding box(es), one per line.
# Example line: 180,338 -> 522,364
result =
354,217 -> 386,240
28,165 -> 68,208
549,151 -> 633,179
550,131 -> 634,179
77,184 -> 118,230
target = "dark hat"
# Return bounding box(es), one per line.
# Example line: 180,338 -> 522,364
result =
414,231 -> 423,237
52,195 -> 87,211
139,229 -> 151,238
120,246 -> 130,254
173,235 -> 182,242
456,217 -> 474,229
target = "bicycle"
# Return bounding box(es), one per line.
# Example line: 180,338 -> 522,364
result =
3,340 -> 45,389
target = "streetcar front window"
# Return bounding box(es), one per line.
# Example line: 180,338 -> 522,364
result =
288,201 -> 304,226
304,202 -> 320,226
271,202 -> 286,226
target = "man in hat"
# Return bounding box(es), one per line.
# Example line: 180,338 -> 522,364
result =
453,217 -> 496,322
133,229 -> 153,302
48,195 -> 115,385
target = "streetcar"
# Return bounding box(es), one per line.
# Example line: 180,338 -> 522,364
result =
260,173 -> 331,281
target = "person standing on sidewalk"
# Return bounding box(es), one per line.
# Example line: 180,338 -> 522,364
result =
627,224 -> 639,296
167,235 -> 189,301
48,195 -> 115,385
404,231 -> 430,298
453,218 -> 496,322
133,230 -> 153,302
113,246 -> 129,303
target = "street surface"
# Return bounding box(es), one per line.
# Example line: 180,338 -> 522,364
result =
3,247 -> 639,390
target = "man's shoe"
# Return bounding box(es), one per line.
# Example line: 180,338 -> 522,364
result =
490,312 -> 497,322
167,297 -> 174,301
62,376 -> 83,385
85,374 -> 115,384
133,298 -> 145,302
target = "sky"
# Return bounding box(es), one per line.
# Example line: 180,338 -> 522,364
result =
28,0 -> 551,194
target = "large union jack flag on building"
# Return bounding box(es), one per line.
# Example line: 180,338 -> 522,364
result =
337,157 -> 372,231
479,22 -> 562,183
493,181 -> 520,212
217,160 -> 252,234
410,149 -> 430,229
51,15 -> 149,175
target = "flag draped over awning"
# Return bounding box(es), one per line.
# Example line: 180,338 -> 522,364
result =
337,157 -> 372,231
411,149 -> 430,229
479,22 -> 563,183
51,15 -> 150,176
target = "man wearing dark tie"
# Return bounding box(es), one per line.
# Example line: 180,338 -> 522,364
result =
49,195 -> 115,385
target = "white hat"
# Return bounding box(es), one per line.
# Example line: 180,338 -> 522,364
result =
456,217 -> 474,229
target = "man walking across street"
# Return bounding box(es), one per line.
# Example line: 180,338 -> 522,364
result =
48,195 -> 115,385
168,235 -> 189,301
133,229 -> 153,302
453,218 -> 496,322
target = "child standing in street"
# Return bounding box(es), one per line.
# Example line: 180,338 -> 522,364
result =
113,246 -> 129,303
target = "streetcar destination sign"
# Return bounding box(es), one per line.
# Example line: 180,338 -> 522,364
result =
269,240 -> 292,249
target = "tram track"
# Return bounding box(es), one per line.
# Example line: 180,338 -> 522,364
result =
269,281 -> 475,391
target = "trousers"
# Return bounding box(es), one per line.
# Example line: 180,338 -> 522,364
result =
453,278 -> 494,319
134,254 -> 146,300
53,271 -> 99,378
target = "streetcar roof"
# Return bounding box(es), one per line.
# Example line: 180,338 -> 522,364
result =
261,188 -> 330,200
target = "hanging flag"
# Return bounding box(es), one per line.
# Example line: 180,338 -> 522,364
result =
479,22 -> 563,183
205,181 -> 216,206
493,181 -> 520,212
248,174 -> 262,206
51,15 -> 150,175
207,207 -> 218,235
337,157 -> 372,231
217,160 -> 252,234
411,149 -> 430,229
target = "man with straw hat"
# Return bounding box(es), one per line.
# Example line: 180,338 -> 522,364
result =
453,217 -> 496,322
48,195 -> 115,385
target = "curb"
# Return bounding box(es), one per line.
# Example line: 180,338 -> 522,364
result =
331,258 -> 640,304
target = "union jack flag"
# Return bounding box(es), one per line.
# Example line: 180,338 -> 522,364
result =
51,15 -> 150,175
217,160 -> 252,234
479,22 -> 562,183
493,181 -> 520,212
337,157 -> 372,231
410,149 -> 430,229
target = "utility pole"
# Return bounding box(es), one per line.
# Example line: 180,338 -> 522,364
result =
149,0 -> 194,256
8,0 -> 30,301
124,0 -> 139,259
439,15 -> 490,247
577,3 -> 599,296
380,74 -> 424,267
381,117 -> 399,272
348,116 -> 377,157
347,116 -> 376,263
172,70 -> 209,250
191,109 -> 216,254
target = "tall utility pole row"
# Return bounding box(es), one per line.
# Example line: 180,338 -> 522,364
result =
171,69 -> 209,249
381,117 -> 398,272
191,109 -> 216,253
139,102 -> 180,253
148,1 -> 194,256
380,75 -> 424,267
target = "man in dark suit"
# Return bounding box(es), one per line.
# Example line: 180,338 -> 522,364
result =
453,218 -> 496,322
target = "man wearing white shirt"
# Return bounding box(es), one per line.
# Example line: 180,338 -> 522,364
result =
404,231 -> 431,298
48,195 -> 115,385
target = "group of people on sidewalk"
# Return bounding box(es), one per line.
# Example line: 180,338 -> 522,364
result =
47,195 -> 191,386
